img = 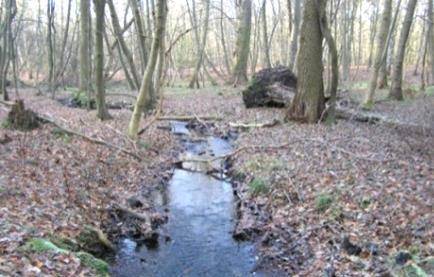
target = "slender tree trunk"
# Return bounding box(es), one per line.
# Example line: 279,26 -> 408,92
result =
188,0 -> 211,88
93,0 -> 111,120
129,0 -> 148,73
232,0 -> 252,86
427,0 -> 434,84
0,0 -> 17,101
47,0 -> 55,98
55,0 -> 72,85
317,0 -> 338,122
364,0 -> 392,106
288,0 -> 301,71
79,0 -> 92,104
261,0 -> 272,68
286,0 -> 325,123
128,0 -> 168,139
219,0 -> 231,75
107,0 -> 141,90
389,0 -> 418,100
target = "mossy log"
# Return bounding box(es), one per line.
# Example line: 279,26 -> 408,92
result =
242,66 -> 297,108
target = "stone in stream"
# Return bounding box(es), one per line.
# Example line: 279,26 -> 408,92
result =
242,66 -> 297,108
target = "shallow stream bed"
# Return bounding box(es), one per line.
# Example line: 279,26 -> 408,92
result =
110,121 -> 261,276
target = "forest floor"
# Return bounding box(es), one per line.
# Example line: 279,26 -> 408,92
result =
0,86 -> 433,276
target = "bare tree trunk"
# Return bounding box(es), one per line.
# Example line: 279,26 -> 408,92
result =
286,0 -> 324,123
232,0 -> 252,86
317,0 -> 338,122
188,0 -> 211,88
364,0 -> 392,107
427,0 -> 434,84
288,0 -> 301,71
47,0 -> 55,98
93,0 -> 111,120
0,0 -> 17,101
55,0 -> 72,86
128,0 -> 167,139
129,0 -> 148,73
107,0 -> 141,90
79,0 -> 92,106
389,0 -> 418,101
261,0 -> 271,68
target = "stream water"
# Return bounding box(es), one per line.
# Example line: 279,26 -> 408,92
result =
110,122 -> 261,276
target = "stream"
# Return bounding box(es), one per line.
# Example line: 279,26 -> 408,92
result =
110,121 -> 261,276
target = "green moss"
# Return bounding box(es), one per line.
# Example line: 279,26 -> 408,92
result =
248,177 -> 267,194
23,238 -> 68,253
76,251 -> 109,276
315,193 -> 333,212
48,235 -> 80,252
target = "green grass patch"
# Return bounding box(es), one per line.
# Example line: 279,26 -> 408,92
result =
248,177 -> 267,194
315,193 -> 334,212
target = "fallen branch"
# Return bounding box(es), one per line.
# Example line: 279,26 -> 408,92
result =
0,101 -> 142,160
335,107 -> 433,137
39,114 -> 142,160
157,115 -> 222,121
229,119 -> 281,129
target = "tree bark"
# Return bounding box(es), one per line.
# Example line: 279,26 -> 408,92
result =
261,0 -> 272,68
389,0 -> 418,101
107,0 -> 141,90
94,0 -> 112,120
128,0 -> 167,139
232,0 -> 252,86
286,0 -> 325,123
79,0 -> 92,107
427,0 -> 434,84
47,0 -> 55,98
288,0 -> 301,72
364,0 -> 392,106
188,0 -> 211,88
317,0 -> 338,122
129,0 -> 148,73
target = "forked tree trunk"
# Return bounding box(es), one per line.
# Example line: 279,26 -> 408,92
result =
364,0 -> 392,107
286,0 -> 325,123
317,0 -> 338,122
232,0 -> 252,86
94,0 -> 111,120
188,0 -> 211,88
389,0 -> 418,101
107,0 -> 141,90
128,0 -> 168,139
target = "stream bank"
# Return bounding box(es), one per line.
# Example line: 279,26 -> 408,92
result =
110,121 -> 264,276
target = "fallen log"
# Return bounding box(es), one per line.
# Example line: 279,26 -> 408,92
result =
335,107 -> 433,137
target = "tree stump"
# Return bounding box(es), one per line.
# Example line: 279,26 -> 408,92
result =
242,66 -> 297,108
7,100 -> 39,130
